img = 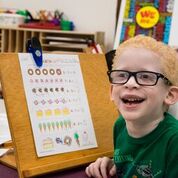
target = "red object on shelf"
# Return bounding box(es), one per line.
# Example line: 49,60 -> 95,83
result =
19,22 -> 61,30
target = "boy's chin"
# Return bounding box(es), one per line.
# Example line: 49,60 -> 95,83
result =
120,111 -> 143,121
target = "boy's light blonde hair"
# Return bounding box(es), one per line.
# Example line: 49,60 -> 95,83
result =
113,35 -> 178,86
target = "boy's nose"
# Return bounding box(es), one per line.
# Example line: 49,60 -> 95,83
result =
124,76 -> 139,88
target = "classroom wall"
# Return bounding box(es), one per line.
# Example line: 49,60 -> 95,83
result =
0,0 -> 118,51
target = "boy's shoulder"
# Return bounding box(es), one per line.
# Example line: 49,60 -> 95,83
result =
163,112 -> 178,136
165,113 -> 178,155
165,112 -> 178,126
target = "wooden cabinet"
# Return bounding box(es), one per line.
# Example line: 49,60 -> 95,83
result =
0,26 -> 104,53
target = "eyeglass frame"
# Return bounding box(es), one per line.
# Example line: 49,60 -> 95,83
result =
107,70 -> 172,86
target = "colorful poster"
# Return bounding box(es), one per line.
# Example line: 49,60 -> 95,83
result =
18,53 -> 97,157
114,0 -> 175,48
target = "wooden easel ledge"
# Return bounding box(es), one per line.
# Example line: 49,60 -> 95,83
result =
23,151 -> 113,177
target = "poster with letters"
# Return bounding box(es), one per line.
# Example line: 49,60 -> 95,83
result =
114,0 -> 177,49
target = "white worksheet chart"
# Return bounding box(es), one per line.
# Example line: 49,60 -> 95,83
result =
18,53 -> 97,157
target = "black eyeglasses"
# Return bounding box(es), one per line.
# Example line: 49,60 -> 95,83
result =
107,70 -> 171,86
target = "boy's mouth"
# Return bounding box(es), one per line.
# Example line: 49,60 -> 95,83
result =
121,96 -> 145,105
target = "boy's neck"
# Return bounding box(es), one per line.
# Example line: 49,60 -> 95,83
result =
125,117 -> 164,138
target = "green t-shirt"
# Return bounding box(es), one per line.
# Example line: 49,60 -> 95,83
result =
113,112 -> 178,178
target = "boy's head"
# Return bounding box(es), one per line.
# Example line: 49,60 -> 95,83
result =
112,35 -> 178,86
109,35 -> 178,122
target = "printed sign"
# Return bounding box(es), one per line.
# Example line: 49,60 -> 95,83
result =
136,6 -> 159,28
18,53 -> 97,157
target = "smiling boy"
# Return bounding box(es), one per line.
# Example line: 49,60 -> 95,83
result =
85,35 -> 178,178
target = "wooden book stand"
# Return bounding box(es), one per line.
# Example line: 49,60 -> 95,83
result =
0,53 -> 118,178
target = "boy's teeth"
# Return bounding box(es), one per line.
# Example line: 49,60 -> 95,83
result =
128,98 -> 141,101
122,98 -> 144,103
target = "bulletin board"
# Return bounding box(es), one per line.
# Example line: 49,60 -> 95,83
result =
0,53 -> 118,178
114,0 -> 178,49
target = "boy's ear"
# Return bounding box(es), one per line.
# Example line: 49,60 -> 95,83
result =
164,86 -> 178,105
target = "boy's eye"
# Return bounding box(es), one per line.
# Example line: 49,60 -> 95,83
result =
141,74 -> 150,79
117,72 -> 127,78
138,73 -> 155,81
113,72 -> 129,81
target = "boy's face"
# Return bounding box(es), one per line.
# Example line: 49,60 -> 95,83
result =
110,48 -> 170,124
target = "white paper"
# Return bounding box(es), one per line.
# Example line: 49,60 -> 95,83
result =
0,113 -> 11,145
0,148 -> 14,157
18,53 -> 97,157
0,148 -> 9,157
0,99 -> 11,145
0,99 -> 6,114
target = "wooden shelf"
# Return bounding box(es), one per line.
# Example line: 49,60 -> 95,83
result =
0,26 -> 104,53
